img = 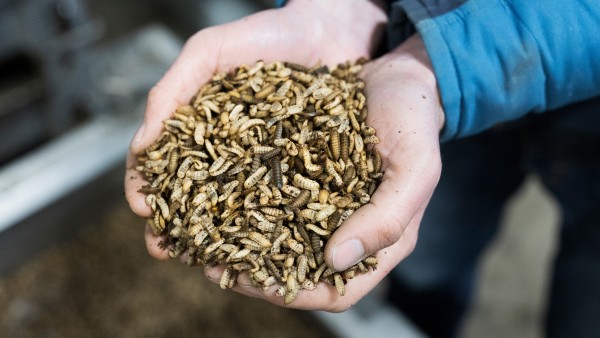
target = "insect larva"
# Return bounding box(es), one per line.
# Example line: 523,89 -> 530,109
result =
239,118 -> 266,134
276,285 -> 287,297
314,204 -> 336,222
194,121 -> 206,146
144,159 -> 168,172
371,148 -> 382,174
217,180 -> 240,202
313,262 -> 328,283
270,156 -> 283,189
166,148 -> 180,173
295,223 -> 312,246
329,129 -> 340,161
312,87 -> 333,100
204,238 -> 225,255
333,273 -> 345,296
208,156 -> 227,174
305,223 -> 332,236
256,84 -> 276,99
252,145 -> 275,155
276,79 -> 292,97
220,267 -> 233,289
342,163 -> 355,185
260,207 -> 284,217
219,224 -> 242,233
288,189 -> 311,209
145,194 -> 156,210
156,196 -> 169,219
301,145 -> 322,172
249,232 -> 272,248
204,222 -> 221,243
300,280 -> 315,291
262,276 -> 277,290
348,109 -> 361,132
193,229 -> 209,247
271,230 -> 290,254
297,208 -> 317,220
302,76 -> 324,98
363,256 -> 378,268
363,135 -> 380,144
252,270 -> 269,284
248,60 -> 264,75
325,159 -> 343,187
318,189 -> 329,204
261,147 -> 281,160
293,174 -> 319,191
354,133 -> 364,154
323,95 -> 341,110
264,255 -> 283,282
228,248 -> 252,262
210,160 -> 234,177
284,62 -> 309,73
297,254 -> 308,283
286,238 -> 304,255
138,185 -> 161,195
244,166 -> 268,188
327,210 -> 343,229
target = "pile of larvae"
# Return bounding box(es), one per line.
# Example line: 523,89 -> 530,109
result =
136,60 -> 382,304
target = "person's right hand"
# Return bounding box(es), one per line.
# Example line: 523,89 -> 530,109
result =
124,0 -> 387,271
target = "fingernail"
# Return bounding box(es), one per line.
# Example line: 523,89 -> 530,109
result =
332,239 -> 365,271
132,123 -> 146,148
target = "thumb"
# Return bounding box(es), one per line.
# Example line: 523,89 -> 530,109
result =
324,145 -> 441,272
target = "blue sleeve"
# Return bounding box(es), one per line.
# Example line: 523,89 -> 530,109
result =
400,0 -> 600,141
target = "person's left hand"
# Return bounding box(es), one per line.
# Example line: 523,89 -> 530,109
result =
203,35 -> 445,312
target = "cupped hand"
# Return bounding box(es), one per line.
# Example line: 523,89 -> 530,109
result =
125,0 -> 387,258
205,35 -> 446,311
125,0 -> 443,312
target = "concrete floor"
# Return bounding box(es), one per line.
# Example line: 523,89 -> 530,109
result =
461,176 -> 560,338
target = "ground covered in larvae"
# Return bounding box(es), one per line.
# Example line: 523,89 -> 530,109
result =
137,60 -> 383,304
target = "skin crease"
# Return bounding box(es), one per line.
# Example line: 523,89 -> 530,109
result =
125,0 -> 445,312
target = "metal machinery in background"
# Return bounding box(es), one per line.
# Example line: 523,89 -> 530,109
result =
0,0 -> 100,164
0,0 -> 184,274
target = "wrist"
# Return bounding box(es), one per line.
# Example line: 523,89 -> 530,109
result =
385,34 -> 445,131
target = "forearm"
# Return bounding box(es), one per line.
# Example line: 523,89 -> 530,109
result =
400,0 -> 600,141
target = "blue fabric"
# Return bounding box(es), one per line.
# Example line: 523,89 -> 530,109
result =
405,0 -> 600,141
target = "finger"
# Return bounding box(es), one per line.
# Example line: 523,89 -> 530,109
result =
124,152 -> 153,217
144,224 -> 170,260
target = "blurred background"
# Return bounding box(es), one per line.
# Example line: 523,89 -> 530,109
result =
0,0 -> 559,337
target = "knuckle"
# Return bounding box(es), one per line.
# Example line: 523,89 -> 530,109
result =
146,84 -> 164,112
376,213 -> 404,250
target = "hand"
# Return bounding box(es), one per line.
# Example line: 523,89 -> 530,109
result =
125,0 -> 391,309
125,0 -> 387,256
206,35 -> 445,312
